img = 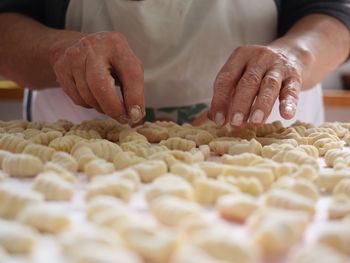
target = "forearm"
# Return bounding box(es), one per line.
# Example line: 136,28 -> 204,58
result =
269,14 -> 350,90
0,13 -> 85,89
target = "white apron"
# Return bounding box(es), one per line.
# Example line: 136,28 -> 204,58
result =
29,0 -> 324,126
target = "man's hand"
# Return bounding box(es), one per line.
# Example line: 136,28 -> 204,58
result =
209,45 -> 303,127
50,31 -> 144,123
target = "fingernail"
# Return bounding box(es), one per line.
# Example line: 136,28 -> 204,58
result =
251,109 -> 264,123
129,105 -> 142,122
231,112 -> 244,126
215,112 -> 225,126
284,104 -> 294,115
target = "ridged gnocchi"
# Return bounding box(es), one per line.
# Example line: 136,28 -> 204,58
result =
145,174 -> 194,203
33,172 -> 74,201
2,153 -> 43,177
0,184 -> 43,218
18,203 -> 71,233
0,219 -> 38,254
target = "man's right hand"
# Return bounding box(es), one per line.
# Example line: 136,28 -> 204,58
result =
50,31 -> 144,123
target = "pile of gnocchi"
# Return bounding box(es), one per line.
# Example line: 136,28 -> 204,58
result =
0,118 -> 350,263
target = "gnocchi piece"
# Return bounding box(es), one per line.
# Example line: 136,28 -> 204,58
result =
317,222 -> 350,255
0,149 -> 12,168
291,164 -> 319,181
194,178 -> 239,205
170,163 -> 206,183
324,148 -> 350,168
222,165 -> 275,189
145,174 -> 194,203
171,244 -> 229,263
28,130 -> 63,145
0,184 -> 43,218
218,175 -> 264,196
17,203 -> 71,233
43,162 -> 77,183
228,139 -> 262,156
267,127 -> 308,145
175,128 -> 214,146
48,135 -> 84,152
217,194 -> 258,223
327,195 -> 350,220
191,226 -> 256,263
0,134 -> 31,153
307,132 -> 343,156
119,128 -> 148,143
72,146 -> 99,171
59,223 -> 124,258
51,151 -> 79,172
33,172 -> 74,201
333,178 -> 350,198
248,208 -> 308,256
86,175 -> 135,202
86,195 -> 132,222
261,143 -> 296,159
263,189 -> 315,215
66,243 -> 143,263
257,137 -> 298,147
150,196 -> 203,227
273,177 -> 319,202
132,160 -> 167,183
197,161 -> 230,178
121,141 -> 154,158
160,137 -> 196,151
256,121 -> 284,137
272,149 -> 319,170
87,139 -> 123,162
137,122 -> 169,143
66,129 -> 102,139
148,150 -> 194,167
84,159 -> 115,181
23,143 -> 56,162
194,144 -> 208,158
123,225 -> 178,263
315,170 -> 349,193
320,122 -> 348,138
2,153 -> 43,177
286,244 -> 348,263
297,144 -> 319,158
209,137 -> 240,155
343,132 -> 350,145
221,152 -> 264,166
113,151 -> 145,170
0,219 -> 38,254
112,169 -> 140,191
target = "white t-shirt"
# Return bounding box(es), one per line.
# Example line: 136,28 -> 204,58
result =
28,0 -> 324,125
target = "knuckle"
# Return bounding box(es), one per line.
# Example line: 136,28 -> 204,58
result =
65,46 -> 80,58
240,72 -> 260,87
263,75 -> 280,87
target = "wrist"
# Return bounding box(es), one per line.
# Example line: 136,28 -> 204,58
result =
47,30 -> 87,67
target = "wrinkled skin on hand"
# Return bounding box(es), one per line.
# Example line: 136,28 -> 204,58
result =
209,45 -> 303,127
49,31 -> 145,123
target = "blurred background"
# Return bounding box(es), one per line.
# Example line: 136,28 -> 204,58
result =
1,62 -> 350,122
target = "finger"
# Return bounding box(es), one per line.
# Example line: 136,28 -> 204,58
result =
67,47 -> 103,112
109,48 -> 145,123
249,69 -> 283,124
279,78 -> 301,119
210,50 -> 245,126
228,62 -> 267,127
54,60 -> 89,108
84,45 -> 128,123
